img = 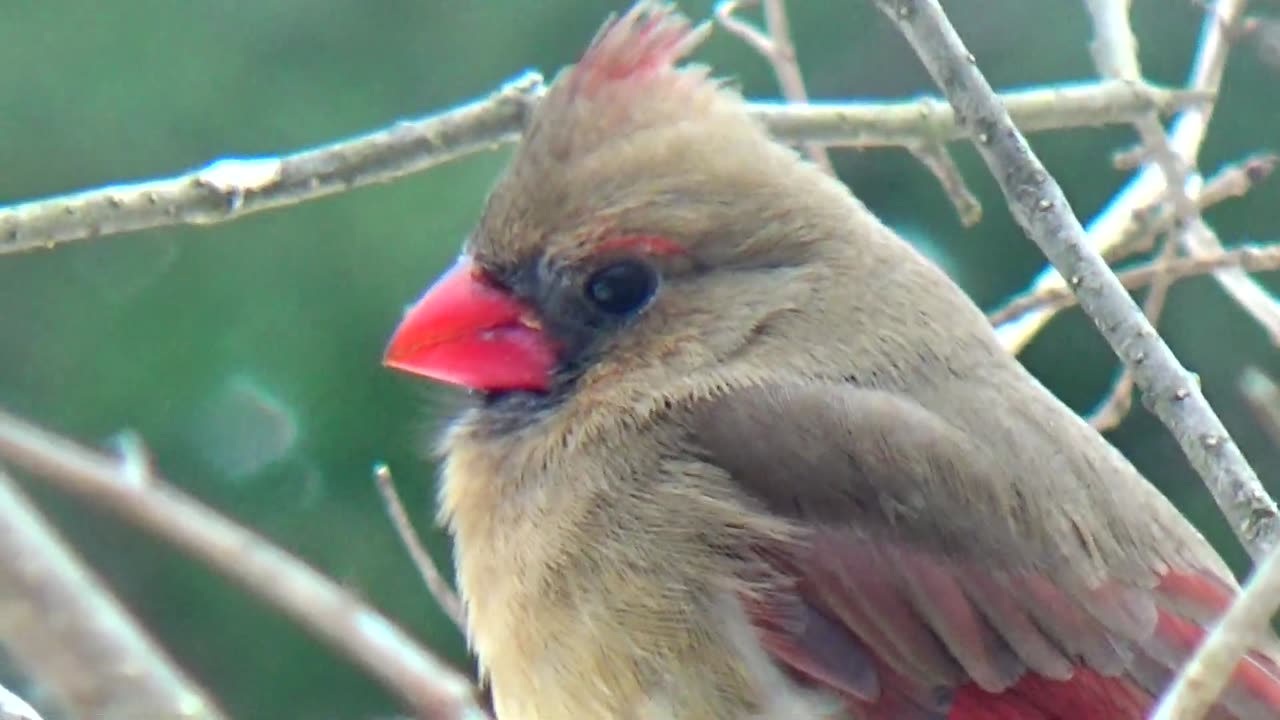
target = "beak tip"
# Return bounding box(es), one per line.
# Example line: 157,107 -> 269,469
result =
380,257 -> 556,392
381,339 -> 414,371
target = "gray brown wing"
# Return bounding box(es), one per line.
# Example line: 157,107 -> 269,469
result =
683,382 -> 1280,719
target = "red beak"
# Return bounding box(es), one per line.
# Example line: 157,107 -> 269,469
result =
383,259 -> 557,393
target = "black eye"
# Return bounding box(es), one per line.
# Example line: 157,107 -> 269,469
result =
584,260 -> 658,315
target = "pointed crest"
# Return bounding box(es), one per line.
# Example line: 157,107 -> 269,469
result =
571,2 -> 712,99
513,2 -> 727,168
474,2 -> 780,266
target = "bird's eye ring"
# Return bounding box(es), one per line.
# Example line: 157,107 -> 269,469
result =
584,260 -> 658,316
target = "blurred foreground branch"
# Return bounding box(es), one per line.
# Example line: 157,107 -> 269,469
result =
1152,542 -> 1280,720
0,410 -> 490,720
0,74 -> 1200,256
871,0 -> 1279,562
0,681 -> 44,720
0,469 -> 224,720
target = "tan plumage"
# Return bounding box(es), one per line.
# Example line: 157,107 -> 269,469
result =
385,4 -> 1280,719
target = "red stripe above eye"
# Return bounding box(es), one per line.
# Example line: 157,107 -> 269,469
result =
594,234 -> 687,258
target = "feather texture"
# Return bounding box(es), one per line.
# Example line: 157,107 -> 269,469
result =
687,382 -> 1280,719
397,3 -> 1280,718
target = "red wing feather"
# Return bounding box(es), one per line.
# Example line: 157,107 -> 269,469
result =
686,381 -> 1280,718
747,533 -> 1280,719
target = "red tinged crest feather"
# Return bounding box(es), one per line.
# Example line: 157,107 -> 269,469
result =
571,1 -> 712,98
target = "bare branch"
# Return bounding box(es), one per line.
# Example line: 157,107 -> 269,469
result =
0,469 -> 224,719
1079,0 -> 1280,429
751,81 -> 1206,149
1083,0 -> 1141,80
997,0 -> 1264,353
715,0 -> 834,172
1197,153 -> 1278,212
1098,153 -> 1278,266
989,243 -> 1280,326
373,463 -> 466,632
906,142 -> 983,226
1151,542 -> 1280,720
0,410 -> 490,720
1087,231 -> 1179,432
872,0 -> 1280,558
0,71 -> 545,256
0,79 -> 1203,256
1131,118 -> 1280,345
717,0 -> 979,226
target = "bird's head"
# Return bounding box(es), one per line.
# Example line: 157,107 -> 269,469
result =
384,3 -> 890,422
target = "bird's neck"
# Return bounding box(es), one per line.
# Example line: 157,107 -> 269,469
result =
437,415 -> 827,719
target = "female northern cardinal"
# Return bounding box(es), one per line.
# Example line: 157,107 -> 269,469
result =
383,4 -> 1280,718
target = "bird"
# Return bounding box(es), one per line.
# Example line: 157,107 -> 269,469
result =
382,3 -> 1280,718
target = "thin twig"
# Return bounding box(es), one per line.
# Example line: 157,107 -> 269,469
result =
872,0 -> 1280,558
907,142 -> 983,226
1100,153 -> 1277,266
1196,153 -> 1278,213
0,70 -> 545,256
0,409 -> 490,720
997,0 -> 1264,353
1133,116 -> 1280,346
373,463 -> 466,632
1111,140 -> 1149,171
719,0 -> 978,224
715,0 -> 833,172
1150,542 -> 1280,720
1240,366 -> 1280,447
1081,0 -> 1280,426
988,242 -> 1280,326
0,468 -> 225,720
0,79 -> 1203,255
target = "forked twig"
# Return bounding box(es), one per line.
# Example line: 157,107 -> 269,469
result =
714,0 -> 833,173
1099,153 -> 1276,266
997,0 -> 1268,353
716,0 -> 983,224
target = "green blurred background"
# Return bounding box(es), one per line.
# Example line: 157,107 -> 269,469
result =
1,1 -> 1277,718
